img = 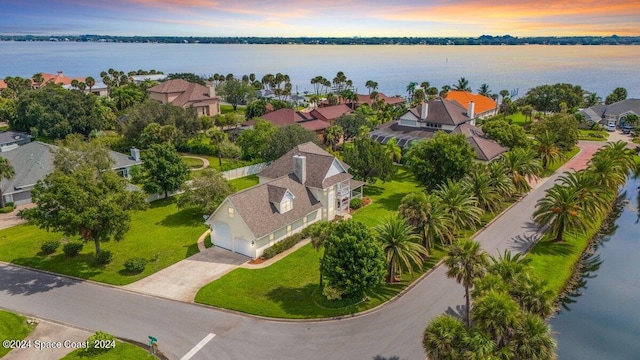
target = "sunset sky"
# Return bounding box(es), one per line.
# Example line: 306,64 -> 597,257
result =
2,0 -> 639,37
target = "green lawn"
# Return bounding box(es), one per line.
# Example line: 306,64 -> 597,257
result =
61,340 -> 156,360
578,129 -> 608,142
0,310 -> 36,358
182,157 -> 205,168
180,153 -> 256,174
505,112 -> 527,127
195,243 -> 446,318
0,198 -> 207,285
228,175 -> 259,192
220,104 -> 245,114
351,168 -> 422,227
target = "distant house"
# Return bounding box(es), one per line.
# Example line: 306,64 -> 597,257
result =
579,99 -> 640,127
369,98 -> 506,161
0,131 -> 32,152
355,93 -> 406,107
36,71 -> 84,88
0,80 -> 6,94
240,108 -> 331,137
445,91 -> 498,119
205,142 -> 364,259
0,142 -> 142,206
147,79 -> 220,117
130,74 -> 167,84
309,104 -> 353,123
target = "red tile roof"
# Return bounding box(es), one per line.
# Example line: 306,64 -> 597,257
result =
357,93 -> 405,106
299,119 -> 331,132
40,72 -> 85,86
445,91 -> 497,116
243,108 -> 318,128
310,104 -> 353,121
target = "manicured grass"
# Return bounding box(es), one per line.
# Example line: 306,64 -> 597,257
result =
220,104 -> 245,114
506,112 -> 527,126
228,175 -> 259,192
61,340 -> 156,360
182,156 -> 205,168
352,168 -> 422,227
578,129 -> 608,142
195,243 -> 447,318
0,198 -> 207,285
541,146 -> 580,177
180,152 -> 256,173
0,310 -> 36,358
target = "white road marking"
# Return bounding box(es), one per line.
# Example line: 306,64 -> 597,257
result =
180,333 -> 216,360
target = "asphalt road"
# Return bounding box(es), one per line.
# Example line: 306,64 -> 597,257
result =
0,143 -> 599,360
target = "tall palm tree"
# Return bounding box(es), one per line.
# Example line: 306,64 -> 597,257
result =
435,180 -> 483,233
398,192 -> 453,248
499,89 -> 510,103
0,158 -> 15,208
557,170 -> 610,218
533,184 -> 587,242
323,125 -> 343,151
488,250 -> 531,284
375,216 -> 428,283
500,148 -> 542,193
477,83 -> 491,97
510,275 -> 554,318
406,82 -> 417,98
462,329 -> 496,360
84,76 -> 95,93
439,85 -> 451,97
534,130 -> 563,169
593,141 -> 637,176
453,77 -> 471,92
423,315 -> 467,360
365,80 -> 378,95
512,312 -> 556,359
307,221 -> 335,287
445,239 -> 489,327
384,137 -> 402,163
420,81 -> 430,91
587,155 -> 627,191
487,161 -> 517,201
471,290 -> 521,347
462,165 -> 502,212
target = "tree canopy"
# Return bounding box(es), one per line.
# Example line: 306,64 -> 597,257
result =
521,83 -> 584,113
140,143 -> 190,198
177,169 -> 231,214
481,118 -> 530,149
342,136 -> 395,183
119,100 -> 201,145
264,124 -> 319,162
405,132 -> 476,190
217,78 -> 255,111
531,113 -> 579,151
237,119 -> 277,161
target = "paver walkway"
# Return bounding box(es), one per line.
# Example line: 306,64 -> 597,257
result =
183,155 -> 210,171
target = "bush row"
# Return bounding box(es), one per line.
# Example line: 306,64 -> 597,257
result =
261,232 -> 305,260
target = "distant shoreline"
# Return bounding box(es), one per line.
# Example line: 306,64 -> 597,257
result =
1,35 -> 639,46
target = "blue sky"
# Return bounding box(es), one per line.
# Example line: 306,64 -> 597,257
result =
2,0 -> 639,36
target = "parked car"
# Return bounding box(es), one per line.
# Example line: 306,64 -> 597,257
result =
607,121 -> 616,132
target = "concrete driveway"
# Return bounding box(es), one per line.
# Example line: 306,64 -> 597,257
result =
123,246 -> 248,302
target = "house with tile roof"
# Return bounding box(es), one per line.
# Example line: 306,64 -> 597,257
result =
148,79 -> 220,117
241,108 -> 331,135
205,142 -> 364,259
369,98 -> 506,161
0,141 -> 142,206
578,98 -> 640,127
445,91 -> 498,119
309,104 -> 353,123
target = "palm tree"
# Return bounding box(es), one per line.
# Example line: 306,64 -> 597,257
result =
445,239 -> 489,327
420,81 -> 430,91
434,180 -> 483,233
534,130 -> 562,169
477,83 -> 491,97
398,192 -> 453,248
593,141 -> 637,176
462,329 -> 496,360
423,315 -> 467,360
512,312 -> 556,359
557,170 -> 609,221
85,76 -> 96,92
499,89 -> 510,103
471,290 -> 521,347
500,148 -> 542,193
587,155 -> 627,190
365,80 -> 378,95
461,165 -> 502,212
533,184 -> 587,242
453,77 -> 471,92
384,137 -> 402,163
323,125 -> 343,151
0,158 -> 15,208
488,250 -> 531,284
375,216 -> 428,283
426,86 -> 439,100
32,72 -> 44,88
406,82 -> 417,98
487,161 -> 517,201
439,85 -> 451,97
510,275 -> 554,318
583,92 -> 601,107
307,221 -> 335,287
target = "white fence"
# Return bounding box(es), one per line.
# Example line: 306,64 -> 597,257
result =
221,162 -> 269,181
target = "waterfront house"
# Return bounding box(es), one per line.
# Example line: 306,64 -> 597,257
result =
241,108 -> 331,137
0,142 -> 142,206
369,97 -> 506,161
445,90 -> 498,119
147,79 -> 220,117
205,142 -> 364,259
579,98 -> 640,128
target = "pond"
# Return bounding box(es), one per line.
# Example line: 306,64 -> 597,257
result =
550,175 -> 640,359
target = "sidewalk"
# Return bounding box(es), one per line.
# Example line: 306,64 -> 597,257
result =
4,319 -> 92,360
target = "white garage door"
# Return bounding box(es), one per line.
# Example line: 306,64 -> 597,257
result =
11,190 -> 32,206
234,237 -> 253,258
212,221 -> 232,251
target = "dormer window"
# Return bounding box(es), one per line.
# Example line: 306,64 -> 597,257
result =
280,198 -> 293,213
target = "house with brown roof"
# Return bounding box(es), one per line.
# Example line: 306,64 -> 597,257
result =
205,142 -> 364,259
241,108 -> 331,136
445,91 -> 498,119
369,98 -> 506,161
309,104 -> 353,123
147,79 -> 220,117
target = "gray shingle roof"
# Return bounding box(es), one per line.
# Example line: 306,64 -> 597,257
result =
0,141 -> 142,194
0,131 -> 31,147
228,175 -> 322,238
579,99 -> 640,123
406,97 -> 470,126
259,142 -> 351,189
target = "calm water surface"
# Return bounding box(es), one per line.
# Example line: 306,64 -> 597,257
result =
550,176 -> 640,359
1,42 -> 639,98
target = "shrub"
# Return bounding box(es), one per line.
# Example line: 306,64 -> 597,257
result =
261,233 -> 304,259
62,242 -> 84,257
350,198 -> 364,210
322,285 -> 344,301
0,204 -> 14,213
40,240 -> 61,255
84,331 -> 116,356
95,250 -> 113,265
124,257 -> 147,273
